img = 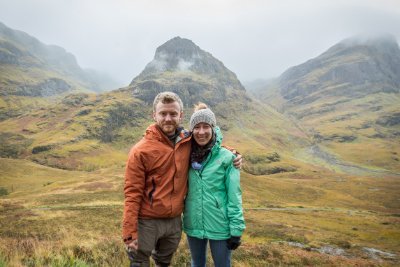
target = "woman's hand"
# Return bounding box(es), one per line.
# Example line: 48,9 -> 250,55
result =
227,236 -> 241,250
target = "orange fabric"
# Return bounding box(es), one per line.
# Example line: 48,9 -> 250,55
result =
122,124 -> 191,240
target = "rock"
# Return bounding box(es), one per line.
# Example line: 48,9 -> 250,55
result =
376,112 -> 400,126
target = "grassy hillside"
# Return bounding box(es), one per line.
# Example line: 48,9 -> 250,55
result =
282,92 -> 400,173
1,158 -> 398,266
0,22 -> 120,121
255,37 -> 400,174
0,89 -> 151,171
0,88 -> 398,266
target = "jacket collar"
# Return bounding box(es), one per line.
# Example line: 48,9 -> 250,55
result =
145,124 -> 191,145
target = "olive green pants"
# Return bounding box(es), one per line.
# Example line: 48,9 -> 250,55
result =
127,216 -> 182,267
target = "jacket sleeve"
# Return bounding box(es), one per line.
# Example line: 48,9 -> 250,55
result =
122,147 -> 146,241
225,161 -> 245,237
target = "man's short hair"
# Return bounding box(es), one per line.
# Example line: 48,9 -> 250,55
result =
153,91 -> 183,112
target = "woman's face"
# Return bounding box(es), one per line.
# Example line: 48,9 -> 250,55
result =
192,122 -> 213,147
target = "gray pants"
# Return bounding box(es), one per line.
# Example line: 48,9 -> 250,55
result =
127,216 -> 182,267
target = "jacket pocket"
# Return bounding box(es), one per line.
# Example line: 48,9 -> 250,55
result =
204,195 -> 229,234
214,197 -> 228,221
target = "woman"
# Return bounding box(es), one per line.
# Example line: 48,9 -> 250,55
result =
183,103 -> 245,267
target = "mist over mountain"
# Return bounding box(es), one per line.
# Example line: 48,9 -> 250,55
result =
129,36 -> 247,107
250,33 -> 400,172
0,21 -> 118,96
279,33 -> 400,105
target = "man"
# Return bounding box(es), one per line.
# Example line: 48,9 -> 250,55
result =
123,91 -> 242,266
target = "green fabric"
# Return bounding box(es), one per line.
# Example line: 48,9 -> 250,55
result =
183,126 -> 245,240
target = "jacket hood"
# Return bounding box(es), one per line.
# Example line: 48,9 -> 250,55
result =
145,124 -> 164,141
211,126 -> 223,153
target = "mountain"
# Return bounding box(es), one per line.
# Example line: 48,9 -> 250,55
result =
1,35 -> 399,267
279,34 -> 400,105
0,36 -> 310,175
256,34 -> 400,173
129,36 -> 247,107
0,22 -> 118,119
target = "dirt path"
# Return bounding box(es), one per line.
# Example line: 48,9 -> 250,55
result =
296,145 -> 400,177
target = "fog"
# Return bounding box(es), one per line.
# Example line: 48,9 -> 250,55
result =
0,0 -> 399,86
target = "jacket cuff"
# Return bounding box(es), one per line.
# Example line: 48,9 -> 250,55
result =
231,229 -> 244,237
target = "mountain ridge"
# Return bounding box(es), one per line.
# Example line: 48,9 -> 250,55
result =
279,33 -> 400,104
0,21 -> 118,96
0,21 -> 120,120
252,33 -> 400,173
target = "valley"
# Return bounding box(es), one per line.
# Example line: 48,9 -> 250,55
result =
0,23 -> 399,266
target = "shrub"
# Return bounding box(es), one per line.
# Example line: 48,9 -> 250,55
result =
99,103 -> 146,143
242,152 -> 295,175
32,145 -> 53,154
62,93 -> 89,107
0,132 -> 32,158
243,164 -> 296,175
0,187 -> 9,196
76,109 -> 92,116
245,152 -> 280,164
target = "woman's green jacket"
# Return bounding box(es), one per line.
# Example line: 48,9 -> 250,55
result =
183,126 -> 245,240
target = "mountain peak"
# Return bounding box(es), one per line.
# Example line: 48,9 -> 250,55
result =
150,36 -> 203,72
278,33 -> 400,104
339,33 -> 398,47
323,33 -> 400,57
156,36 -> 200,57
128,36 -> 246,106
133,36 -> 234,80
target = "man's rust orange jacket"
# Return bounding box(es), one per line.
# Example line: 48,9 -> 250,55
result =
122,124 -> 191,241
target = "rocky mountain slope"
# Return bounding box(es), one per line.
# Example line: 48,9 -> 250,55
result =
279,34 -> 400,104
129,36 -> 247,107
254,34 -> 400,173
0,21 -> 118,119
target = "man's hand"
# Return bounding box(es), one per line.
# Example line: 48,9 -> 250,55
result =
232,151 -> 243,169
127,239 -> 138,250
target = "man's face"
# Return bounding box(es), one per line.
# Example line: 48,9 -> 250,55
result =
153,101 -> 183,136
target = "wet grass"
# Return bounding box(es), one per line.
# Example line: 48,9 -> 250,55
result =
0,159 -> 399,266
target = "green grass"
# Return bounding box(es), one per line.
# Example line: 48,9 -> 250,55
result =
0,82 -> 399,265
0,158 -> 399,266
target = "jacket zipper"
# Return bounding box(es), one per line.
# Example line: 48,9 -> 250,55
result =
197,151 -> 212,178
148,178 -> 156,207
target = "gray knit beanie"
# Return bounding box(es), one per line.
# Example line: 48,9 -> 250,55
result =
189,103 -> 216,131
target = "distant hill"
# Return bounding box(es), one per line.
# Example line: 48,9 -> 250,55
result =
0,21 -> 119,119
254,34 -> 400,172
243,78 -> 275,95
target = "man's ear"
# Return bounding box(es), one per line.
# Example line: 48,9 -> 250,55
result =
152,111 -> 156,121
179,112 -> 184,121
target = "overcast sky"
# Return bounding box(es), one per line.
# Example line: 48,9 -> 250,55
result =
0,0 -> 400,86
